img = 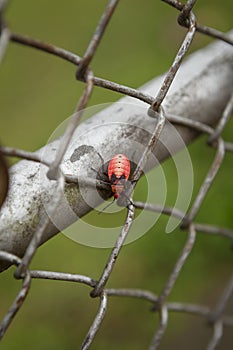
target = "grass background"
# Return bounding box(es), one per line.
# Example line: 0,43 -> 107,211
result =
0,0 -> 233,349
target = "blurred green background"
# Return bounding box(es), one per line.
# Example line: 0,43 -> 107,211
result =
0,0 -> 233,349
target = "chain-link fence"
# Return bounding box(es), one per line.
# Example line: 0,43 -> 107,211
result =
0,0 -> 233,349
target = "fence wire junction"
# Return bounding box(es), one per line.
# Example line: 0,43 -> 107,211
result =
0,0 -> 233,349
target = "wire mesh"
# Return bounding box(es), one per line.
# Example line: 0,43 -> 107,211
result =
0,0 -> 233,349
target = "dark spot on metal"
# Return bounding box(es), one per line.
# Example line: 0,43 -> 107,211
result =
70,145 -> 96,163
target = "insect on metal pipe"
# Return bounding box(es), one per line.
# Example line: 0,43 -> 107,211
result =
98,154 -> 131,214
108,154 -> 130,199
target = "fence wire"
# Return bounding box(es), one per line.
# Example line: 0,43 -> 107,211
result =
0,0 -> 233,349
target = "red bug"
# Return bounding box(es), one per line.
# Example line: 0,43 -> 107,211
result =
108,154 -> 130,199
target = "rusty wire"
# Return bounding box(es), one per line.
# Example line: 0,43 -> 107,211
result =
150,1 -> 197,112
0,0 -> 233,349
